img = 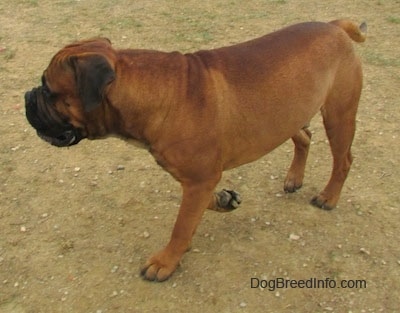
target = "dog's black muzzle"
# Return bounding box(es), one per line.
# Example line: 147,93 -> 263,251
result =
25,87 -> 83,147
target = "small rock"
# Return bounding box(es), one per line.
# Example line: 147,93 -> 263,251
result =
111,265 -> 119,273
20,226 -> 27,232
110,291 -> 118,297
289,233 -> 300,241
74,167 -> 81,172
117,165 -> 125,170
239,302 -> 247,308
143,231 -> 150,238
360,248 -> 370,255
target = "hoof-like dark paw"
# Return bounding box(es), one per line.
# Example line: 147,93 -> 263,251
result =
215,189 -> 242,212
310,195 -> 335,211
284,182 -> 303,193
284,174 -> 304,193
140,249 -> 180,282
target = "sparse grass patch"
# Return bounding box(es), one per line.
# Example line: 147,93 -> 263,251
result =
1,47 -> 16,61
364,51 -> 400,67
22,0 -> 39,6
387,16 -> 400,24
100,17 -> 143,32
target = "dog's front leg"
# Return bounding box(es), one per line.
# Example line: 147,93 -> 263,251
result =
141,178 -> 219,282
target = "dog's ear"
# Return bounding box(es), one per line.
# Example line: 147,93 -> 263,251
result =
70,54 -> 115,112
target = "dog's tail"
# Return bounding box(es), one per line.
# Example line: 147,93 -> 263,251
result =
330,19 -> 367,43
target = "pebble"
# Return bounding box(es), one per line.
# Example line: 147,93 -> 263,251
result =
117,165 -> 125,170
110,291 -> 118,297
289,233 -> 300,241
74,167 -> 81,172
142,231 -> 150,238
111,265 -> 119,273
359,248 -> 370,255
20,226 -> 27,232
239,302 -> 247,308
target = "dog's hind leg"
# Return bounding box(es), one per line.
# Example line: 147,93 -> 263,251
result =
311,73 -> 361,210
284,126 -> 312,193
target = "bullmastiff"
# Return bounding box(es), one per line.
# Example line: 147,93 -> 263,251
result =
25,19 -> 366,281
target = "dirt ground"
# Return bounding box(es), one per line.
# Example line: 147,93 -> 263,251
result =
1,1 -> 399,312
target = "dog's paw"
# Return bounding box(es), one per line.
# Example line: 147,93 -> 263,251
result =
284,170 -> 304,193
215,189 -> 242,212
141,249 -> 180,282
310,194 -> 336,211
284,178 -> 303,193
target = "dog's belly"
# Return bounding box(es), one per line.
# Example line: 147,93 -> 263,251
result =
220,97 -> 321,170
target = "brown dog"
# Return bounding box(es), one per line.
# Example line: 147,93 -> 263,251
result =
25,19 -> 366,281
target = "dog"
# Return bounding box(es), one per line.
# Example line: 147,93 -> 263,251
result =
25,19 -> 366,281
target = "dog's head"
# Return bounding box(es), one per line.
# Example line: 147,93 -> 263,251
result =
25,38 -> 116,147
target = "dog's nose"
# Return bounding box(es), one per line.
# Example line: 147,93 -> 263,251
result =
25,90 -> 32,104
24,89 -> 38,106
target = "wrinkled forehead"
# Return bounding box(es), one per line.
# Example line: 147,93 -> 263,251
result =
42,61 -> 76,94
